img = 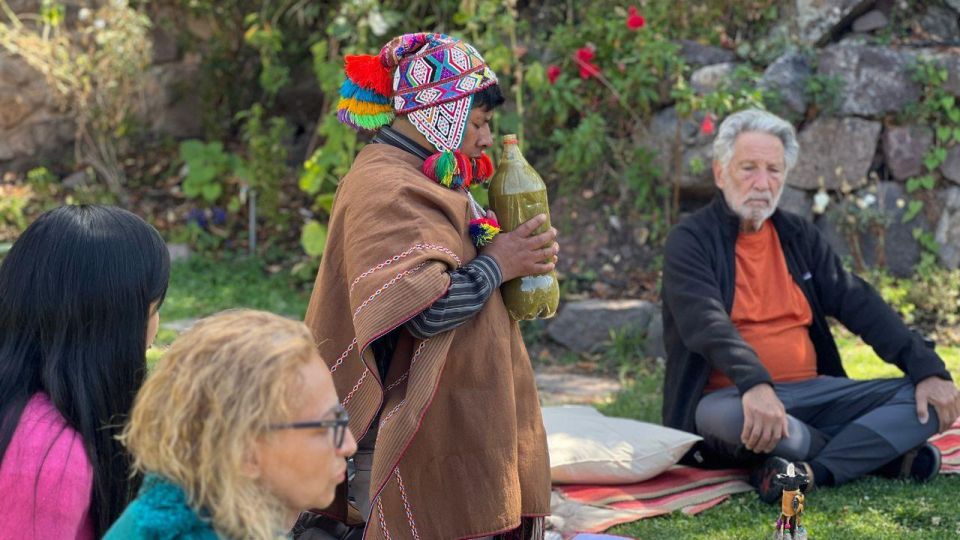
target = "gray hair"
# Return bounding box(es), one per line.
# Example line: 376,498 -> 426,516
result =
712,109 -> 799,173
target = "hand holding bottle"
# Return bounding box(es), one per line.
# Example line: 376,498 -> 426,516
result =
488,133 -> 561,320
482,212 -> 559,283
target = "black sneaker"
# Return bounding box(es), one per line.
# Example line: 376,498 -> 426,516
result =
750,456 -> 791,504
749,456 -> 813,504
877,442 -> 941,483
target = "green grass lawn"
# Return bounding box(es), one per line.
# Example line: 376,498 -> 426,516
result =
160,256 -> 310,323
604,338 -> 960,540
148,255 -> 311,363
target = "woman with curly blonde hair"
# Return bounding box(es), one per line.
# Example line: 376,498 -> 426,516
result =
106,309 -> 357,540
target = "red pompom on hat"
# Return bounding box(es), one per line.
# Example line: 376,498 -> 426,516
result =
344,54 -> 393,97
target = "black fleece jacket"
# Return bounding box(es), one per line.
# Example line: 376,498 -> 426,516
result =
661,196 -> 951,464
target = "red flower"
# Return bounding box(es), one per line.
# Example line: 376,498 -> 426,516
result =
627,6 -> 645,30
700,114 -> 715,135
547,64 -> 561,84
575,46 -> 594,63
574,46 -> 601,79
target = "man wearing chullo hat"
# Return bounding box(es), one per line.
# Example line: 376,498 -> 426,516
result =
297,33 -> 558,540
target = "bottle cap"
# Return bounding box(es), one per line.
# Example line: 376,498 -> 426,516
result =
502,134 -> 519,145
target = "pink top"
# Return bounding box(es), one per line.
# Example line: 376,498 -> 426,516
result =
0,393 -> 95,540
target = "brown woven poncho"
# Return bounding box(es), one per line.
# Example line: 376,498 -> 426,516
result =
304,143 -> 550,539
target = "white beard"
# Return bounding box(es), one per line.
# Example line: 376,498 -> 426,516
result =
722,180 -> 784,232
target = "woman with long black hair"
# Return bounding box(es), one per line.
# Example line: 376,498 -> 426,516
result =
0,205 -> 170,539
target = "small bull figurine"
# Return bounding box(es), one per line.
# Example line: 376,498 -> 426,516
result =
772,463 -> 807,540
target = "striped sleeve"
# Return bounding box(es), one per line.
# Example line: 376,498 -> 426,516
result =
404,255 -> 503,339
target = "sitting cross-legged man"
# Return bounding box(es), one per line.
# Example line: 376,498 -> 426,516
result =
660,108 -> 960,503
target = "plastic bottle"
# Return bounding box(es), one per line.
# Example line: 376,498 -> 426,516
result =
488,134 -> 560,320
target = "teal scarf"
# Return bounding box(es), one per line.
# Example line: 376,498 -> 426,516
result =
104,474 -> 219,540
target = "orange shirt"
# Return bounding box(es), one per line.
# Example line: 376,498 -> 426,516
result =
705,222 -> 818,391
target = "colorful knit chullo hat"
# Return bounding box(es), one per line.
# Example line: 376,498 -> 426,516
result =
336,32 -> 498,190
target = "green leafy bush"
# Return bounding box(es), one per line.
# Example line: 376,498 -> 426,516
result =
179,140 -> 243,204
866,267 -> 960,341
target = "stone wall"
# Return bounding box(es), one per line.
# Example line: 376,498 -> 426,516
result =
0,54 -> 74,170
0,1 -> 203,173
656,0 -> 960,274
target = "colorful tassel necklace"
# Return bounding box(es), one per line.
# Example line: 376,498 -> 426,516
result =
467,196 -> 500,247
421,150 -> 500,247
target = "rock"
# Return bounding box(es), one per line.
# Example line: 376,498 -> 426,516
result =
678,40 -> 737,67
167,243 -> 191,262
0,140 -> 14,162
649,106 -> 711,147
948,0 -> 960,13
918,5 -> 960,40
860,182 -> 926,277
275,67 -> 327,130
0,126 -> 33,161
151,26 -> 179,64
185,14 -> 215,41
0,94 -> 33,129
947,62 -> 960,99
919,51 -> 960,98
644,311 -> 666,362
760,52 -> 812,119
852,9 -> 889,32
816,182 -> 928,276
62,170 -> 89,189
882,125 -> 934,180
690,62 -> 737,94
142,62 -> 204,139
788,116 -> 882,191
0,57 -> 54,131
837,33 -> 871,46
818,46 -> 921,116
640,107 -> 716,197
795,0 -> 874,45
546,299 -> 657,354
30,117 -> 74,149
942,145 -> 960,185
0,117 -> 72,165
814,211 -> 852,262
935,187 -> 960,269
678,143 -> 716,195
0,53 -> 34,86
778,185 -> 814,221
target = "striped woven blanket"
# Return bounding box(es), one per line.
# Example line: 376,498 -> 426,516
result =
931,419 -> 960,473
550,419 -> 960,537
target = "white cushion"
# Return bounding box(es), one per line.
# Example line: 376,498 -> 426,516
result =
542,405 -> 702,485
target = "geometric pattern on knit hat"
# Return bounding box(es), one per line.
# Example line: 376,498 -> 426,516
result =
407,94 -> 475,151
384,33 -> 498,151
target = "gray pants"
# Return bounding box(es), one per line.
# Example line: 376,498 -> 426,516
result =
695,376 -> 940,485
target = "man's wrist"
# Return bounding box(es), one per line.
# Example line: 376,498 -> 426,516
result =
738,378 -> 774,397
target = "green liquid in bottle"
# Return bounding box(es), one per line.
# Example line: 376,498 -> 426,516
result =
488,134 -> 560,320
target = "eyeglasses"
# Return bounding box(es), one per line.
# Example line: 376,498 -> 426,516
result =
269,404 -> 350,448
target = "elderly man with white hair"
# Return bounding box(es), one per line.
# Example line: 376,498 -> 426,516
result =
660,108 -> 960,503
